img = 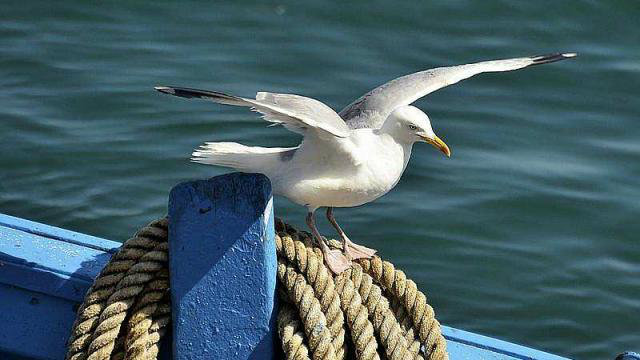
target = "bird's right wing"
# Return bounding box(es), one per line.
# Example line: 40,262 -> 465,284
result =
155,86 -> 351,140
340,53 -> 577,129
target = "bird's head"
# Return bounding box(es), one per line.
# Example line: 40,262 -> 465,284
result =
382,105 -> 451,157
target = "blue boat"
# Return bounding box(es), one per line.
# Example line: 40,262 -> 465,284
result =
0,174 -> 627,359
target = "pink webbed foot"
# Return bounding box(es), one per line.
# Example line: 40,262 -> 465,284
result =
322,246 -> 352,274
344,239 -> 377,260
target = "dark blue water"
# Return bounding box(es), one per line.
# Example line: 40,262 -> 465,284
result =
1,2 -> 638,358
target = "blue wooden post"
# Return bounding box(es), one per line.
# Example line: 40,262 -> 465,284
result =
168,173 -> 276,360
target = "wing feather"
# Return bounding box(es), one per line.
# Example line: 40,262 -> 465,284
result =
155,86 -> 350,139
340,53 -> 576,129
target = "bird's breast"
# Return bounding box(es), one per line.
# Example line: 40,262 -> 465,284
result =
272,136 -> 409,209
356,144 -> 407,195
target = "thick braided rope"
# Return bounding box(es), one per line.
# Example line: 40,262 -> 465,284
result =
276,231 -> 347,359
123,269 -> 170,359
277,302 -> 311,360
277,261 -> 339,360
66,217 -> 446,360
277,228 -> 379,360
390,298 -> 422,356
65,218 -> 170,360
344,264 -> 415,360
333,275 -> 380,360
86,241 -> 167,359
275,219 -> 447,360
358,257 -> 448,360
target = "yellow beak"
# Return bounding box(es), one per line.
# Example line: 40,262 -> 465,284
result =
424,135 -> 451,157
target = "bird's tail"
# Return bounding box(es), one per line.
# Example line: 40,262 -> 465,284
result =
191,142 -> 294,174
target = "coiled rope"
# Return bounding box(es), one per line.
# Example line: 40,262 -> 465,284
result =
65,217 -> 448,360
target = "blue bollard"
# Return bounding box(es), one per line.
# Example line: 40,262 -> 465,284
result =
168,173 -> 276,360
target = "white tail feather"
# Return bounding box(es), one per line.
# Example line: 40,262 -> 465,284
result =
191,142 -> 295,174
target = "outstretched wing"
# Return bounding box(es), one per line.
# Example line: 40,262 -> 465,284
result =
340,53 -> 577,129
155,86 -> 351,139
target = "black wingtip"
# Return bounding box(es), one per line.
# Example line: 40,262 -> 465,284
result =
154,86 -> 206,99
153,86 -> 245,106
155,86 -> 176,95
531,52 -> 578,65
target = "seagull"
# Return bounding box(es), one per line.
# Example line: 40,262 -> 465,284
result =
156,52 -> 576,273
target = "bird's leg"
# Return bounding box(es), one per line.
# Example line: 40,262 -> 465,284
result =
306,210 -> 351,274
326,207 -> 377,260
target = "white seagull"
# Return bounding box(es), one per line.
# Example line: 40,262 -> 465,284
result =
156,52 -> 576,273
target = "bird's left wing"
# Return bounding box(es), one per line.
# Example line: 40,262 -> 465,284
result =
155,86 -> 350,139
340,53 -> 577,129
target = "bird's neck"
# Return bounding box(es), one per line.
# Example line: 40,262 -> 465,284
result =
378,119 -> 414,145
374,129 -> 414,169
375,127 -> 415,147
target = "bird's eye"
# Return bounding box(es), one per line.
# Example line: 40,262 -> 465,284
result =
408,124 -> 418,131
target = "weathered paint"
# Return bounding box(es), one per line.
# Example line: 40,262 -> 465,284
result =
168,173 -> 277,360
0,213 -> 120,360
442,326 -> 568,360
0,173 -> 580,360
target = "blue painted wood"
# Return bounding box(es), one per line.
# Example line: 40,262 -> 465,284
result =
442,326 -> 569,360
0,214 -> 120,360
0,223 -> 116,302
168,173 -> 277,360
0,283 -> 83,359
0,213 -> 120,253
0,177 -> 579,360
